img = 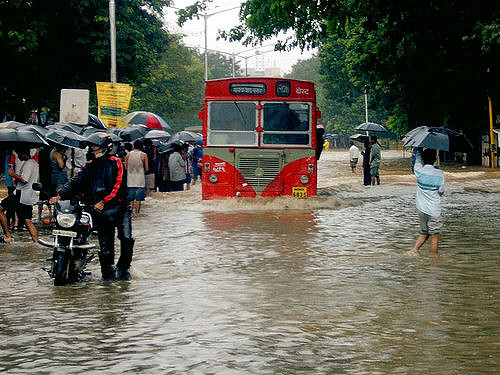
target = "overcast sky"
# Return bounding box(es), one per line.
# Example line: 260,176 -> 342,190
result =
163,0 -> 316,74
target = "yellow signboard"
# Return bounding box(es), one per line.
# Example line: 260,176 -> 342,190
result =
292,187 -> 308,198
96,82 -> 133,128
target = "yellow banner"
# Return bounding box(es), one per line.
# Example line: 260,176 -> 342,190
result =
96,82 -> 133,128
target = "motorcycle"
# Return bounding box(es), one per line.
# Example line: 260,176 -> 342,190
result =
37,193 -> 96,286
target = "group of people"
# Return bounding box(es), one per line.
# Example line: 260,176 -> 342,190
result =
348,135 -> 381,185
0,132 -> 204,280
122,138 -> 203,213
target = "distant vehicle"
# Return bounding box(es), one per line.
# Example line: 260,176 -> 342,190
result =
199,77 -> 321,199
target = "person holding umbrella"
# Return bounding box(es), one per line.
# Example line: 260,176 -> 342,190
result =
369,135 -> 381,185
0,147 -> 39,243
410,148 -> 445,255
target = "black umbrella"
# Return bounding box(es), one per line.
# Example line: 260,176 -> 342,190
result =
22,124 -> 49,137
356,122 -> 387,133
87,114 -> 107,129
47,122 -> 85,134
80,126 -> 104,137
0,121 -> 25,129
403,126 -> 472,152
171,130 -> 201,142
46,129 -> 87,149
0,128 -> 48,148
119,125 -> 150,142
350,133 -> 370,142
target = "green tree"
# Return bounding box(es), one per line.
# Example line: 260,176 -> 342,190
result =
0,0 -> 170,121
220,0 -> 500,156
131,39 -> 205,133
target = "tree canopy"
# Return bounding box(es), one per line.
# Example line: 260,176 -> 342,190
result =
224,0 -> 500,142
0,0 -> 172,120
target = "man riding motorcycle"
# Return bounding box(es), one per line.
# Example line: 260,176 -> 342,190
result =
50,133 -> 134,280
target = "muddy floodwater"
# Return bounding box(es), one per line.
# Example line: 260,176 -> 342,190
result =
0,150 -> 499,374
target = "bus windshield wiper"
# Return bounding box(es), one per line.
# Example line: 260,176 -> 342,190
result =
233,101 -> 248,129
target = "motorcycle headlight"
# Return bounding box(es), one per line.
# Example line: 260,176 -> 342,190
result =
56,213 -> 78,228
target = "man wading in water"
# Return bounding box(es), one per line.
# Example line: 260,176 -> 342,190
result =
50,134 -> 134,280
410,148 -> 445,255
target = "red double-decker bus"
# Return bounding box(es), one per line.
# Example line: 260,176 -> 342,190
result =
199,77 -> 321,200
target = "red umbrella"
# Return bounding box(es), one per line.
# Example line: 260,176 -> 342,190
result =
119,111 -> 170,130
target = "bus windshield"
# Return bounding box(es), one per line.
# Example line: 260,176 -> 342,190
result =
262,102 -> 311,146
208,102 -> 257,146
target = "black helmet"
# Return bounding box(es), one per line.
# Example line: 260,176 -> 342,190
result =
86,132 -> 113,160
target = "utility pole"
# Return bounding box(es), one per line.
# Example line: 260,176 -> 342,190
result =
488,94 -> 495,169
487,68 -> 496,169
109,0 -> 117,83
364,85 -> 369,124
202,6 -> 239,81
364,85 -> 369,135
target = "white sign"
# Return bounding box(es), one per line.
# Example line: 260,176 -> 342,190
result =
60,89 -> 89,125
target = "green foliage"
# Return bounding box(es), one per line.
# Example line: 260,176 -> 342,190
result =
385,105 -> 409,136
130,39 -> 205,132
0,0 -> 171,120
227,0 -> 500,143
130,45 -> 239,133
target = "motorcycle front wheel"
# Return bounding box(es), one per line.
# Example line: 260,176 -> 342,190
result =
53,252 -> 69,286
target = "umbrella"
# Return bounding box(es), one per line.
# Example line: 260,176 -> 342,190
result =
118,125 -> 151,142
349,134 -> 370,142
171,130 -> 201,142
120,111 -> 170,130
403,126 -> 472,152
0,121 -> 25,129
79,127 -> 122,143
0,128 -> 48,148
158,140 -> 183,154
356,122 -> 387,132
22,124 -> 49,137
81,126 -> 104,137
87,114 -> 107,129
144,129 -> 171,140
47,122 -> 85,134
157,142 -> 175,154
46,129 -> 87,149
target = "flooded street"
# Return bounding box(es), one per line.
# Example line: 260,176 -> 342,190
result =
1,150 -> 499,374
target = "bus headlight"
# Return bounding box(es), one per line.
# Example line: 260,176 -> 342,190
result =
209,174 -> 218,183
300,175 -> 309,184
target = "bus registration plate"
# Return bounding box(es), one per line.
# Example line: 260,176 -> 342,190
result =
292,187 -> 307,198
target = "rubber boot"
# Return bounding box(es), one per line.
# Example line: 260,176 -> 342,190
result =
99,251 -> 116,281
116,238 -> 134,280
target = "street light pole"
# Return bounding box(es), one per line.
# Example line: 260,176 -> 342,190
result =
364,85 -> 369,135
204,14 -> 208,81
109,0 -> 117,83
364,85 -> 369,124
200,6 -> 239,81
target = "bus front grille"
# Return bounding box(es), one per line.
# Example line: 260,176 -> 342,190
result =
237,154 -> 282,193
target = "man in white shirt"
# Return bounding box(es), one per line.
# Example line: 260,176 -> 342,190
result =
348,141 -> 360,173
0,148 -> 39,243
410,148 -> 445,255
